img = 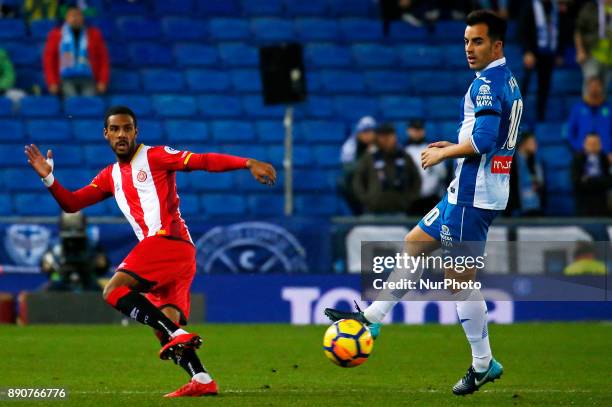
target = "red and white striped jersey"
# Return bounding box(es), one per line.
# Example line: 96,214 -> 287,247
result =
92,144 -> 193,242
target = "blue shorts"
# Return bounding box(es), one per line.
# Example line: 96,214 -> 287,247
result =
417,195 -> 499,255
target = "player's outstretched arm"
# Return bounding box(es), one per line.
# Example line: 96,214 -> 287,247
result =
24,143 -> 109,212
183,151 -> 276,186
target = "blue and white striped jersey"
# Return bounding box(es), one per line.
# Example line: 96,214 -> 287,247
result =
447,57 -> 523,210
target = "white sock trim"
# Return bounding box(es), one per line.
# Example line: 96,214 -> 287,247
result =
171,328 -> 188,338
192,372 -> 213,384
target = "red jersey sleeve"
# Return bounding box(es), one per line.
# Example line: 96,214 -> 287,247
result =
148,146 -> 249,172
48,166 -> 113,213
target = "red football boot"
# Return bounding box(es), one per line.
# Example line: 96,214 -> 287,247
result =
159,333 -> 202,360
164,379 -> 219,398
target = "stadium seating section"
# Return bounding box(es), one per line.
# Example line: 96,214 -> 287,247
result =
0,0 -> 579,217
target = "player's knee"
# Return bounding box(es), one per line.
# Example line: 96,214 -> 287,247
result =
103,284 -> 131,307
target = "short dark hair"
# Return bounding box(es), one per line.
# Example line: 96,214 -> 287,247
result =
466,9 -> 507,43
375,123 -> 396,136
104,106 -> 137,128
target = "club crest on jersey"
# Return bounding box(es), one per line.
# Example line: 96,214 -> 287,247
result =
137,169 -> 147,182
195,222 -> 307,274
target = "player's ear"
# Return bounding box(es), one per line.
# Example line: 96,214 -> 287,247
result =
103,126 -> 109,141
134,126 -> 138,139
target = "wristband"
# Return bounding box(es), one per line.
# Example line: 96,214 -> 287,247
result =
42,172 -> 55,187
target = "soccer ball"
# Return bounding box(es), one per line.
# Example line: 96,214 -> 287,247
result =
323,319 -> 374,367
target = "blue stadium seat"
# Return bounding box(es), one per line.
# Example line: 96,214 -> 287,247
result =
210,121 -> 255,142
313,145 -> 340,168
0,98 -> 13,116
3,169 -> 42,191
201,194 -> 246,216
535,123 -> 566,146
551,70 -> 582,95
175,172 -> 191,190
15,69 -> 45,91
320,71 -> 366,93
109,95 -> 152,117
242,96 -> 284,118
153,95 -> 197,117
328,0 -> 373,17
299,121 -> 346,143
30,19 -> 57,40
161,17 -> 207,40
154,0 -> 194,15
54,168 -> 94,190
252,18 -> 294,43
0,19 -> 25,39
388,22 -> 428,43
234,169 -> 280,191
299,95 -> 334,118
0,145 -> 26,166
165,120 -> 209,142
352,44 -> 396,67
364,71 -> 411,93
306,71 -> 324,92
51,146 -> 83,167
110,0 -> 148,15
20,96 -> 60,117
254,120 -> 284,142
138,120 -> 164,143
426,97 -> 458,120
441,44 -> 469,68
117,17 -> 162,40
437,121 -> 460,143
379,96 -> 425,120
14,193 -> 59,216
0,194 -> 12,214
545,193 -> 574,216
339,18 -> 384,42
109,69 -> 141,92
208,18 -> 250,41
285,0 -> 327,16
543,99 -> 566,122
433,20 -> 465,43
545,168 -> 573,193
88,17 -> 116,40
27,120 -> 71,141
84,145 -> 116,167
196,0 -> 240,16
242,0 -> 283,16
185,70 -> 231,92
177,193 -> 199,216
247,194 -> 284,216
129,43 -> 173,66
73,120 -> 104,142
199,95 -> 243,117
397,45 -> 443,68
142,69 -> 185,92
3,42 -> 40,67
305,44 -> 351,67
218,43 -> 259,67
221,144 -> 267,158
295,194 -> 338,215
64,96 -> 106,117
190,170 -> 234,191
230,69 -> 262,92
539,145 -> 573,169
332,96 -> 378,123
295,18 -> 338,41
174,44 -> 218,67
410,71 -> 458,95
107,42 -> 129,67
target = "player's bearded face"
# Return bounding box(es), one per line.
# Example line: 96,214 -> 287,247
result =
464,24 -> 498,71
104,114 -> 138,160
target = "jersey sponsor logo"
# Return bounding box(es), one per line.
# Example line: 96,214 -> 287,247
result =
491,156 -> 512,174
195,222 -> 307,274
164,146 -> 180,155
137,169 -> 147,182
4,224 -> 51,266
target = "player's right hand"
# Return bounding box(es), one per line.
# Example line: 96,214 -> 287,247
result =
25,144 -> 53,178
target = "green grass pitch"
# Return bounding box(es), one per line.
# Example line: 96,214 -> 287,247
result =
1,323 -> 610,406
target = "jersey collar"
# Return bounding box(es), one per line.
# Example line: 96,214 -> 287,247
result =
475,57 -> 506,78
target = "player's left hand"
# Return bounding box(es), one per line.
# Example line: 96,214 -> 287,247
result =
247,159 -> 277,186
421,147 -> 446,169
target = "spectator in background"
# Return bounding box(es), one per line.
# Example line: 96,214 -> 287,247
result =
575,0 -> 612,93
339,116 -> 378,215
353,124 -> 421,214
403,119 -> 448,214
567,76 -> 612,158
571,133 -> 612,216
563,241 -> 607,275
519,0 -> 568,121
43,5 -> 109,97
506,132 -> 545,216
0,47 -> 26,108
